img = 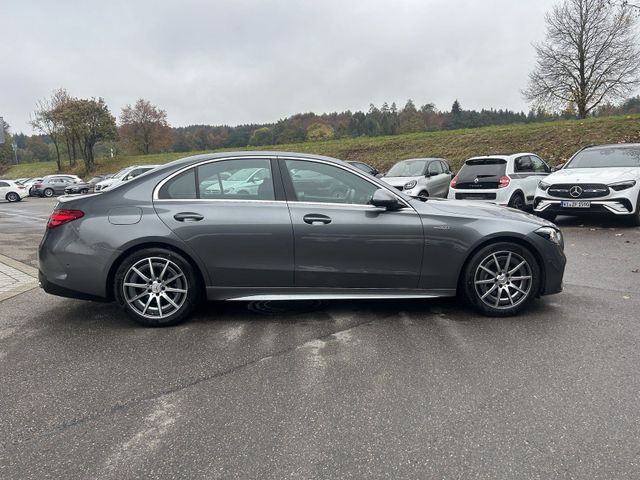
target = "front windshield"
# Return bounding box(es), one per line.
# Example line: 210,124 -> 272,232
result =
386,160 -> 428,177
113,168 -> 132,179
566,147 -> 640,168
226,168 -> 260,182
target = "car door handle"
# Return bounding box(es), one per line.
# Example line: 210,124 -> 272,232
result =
303,214 -> 332,225
174,212 -> 204,222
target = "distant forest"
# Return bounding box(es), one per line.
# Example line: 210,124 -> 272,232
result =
8,96 -> 640,164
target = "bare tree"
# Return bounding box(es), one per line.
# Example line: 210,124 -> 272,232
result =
524,0 -> 640,118
30,89 -> 69,171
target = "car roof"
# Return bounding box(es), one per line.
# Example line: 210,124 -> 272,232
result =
466,153 -> 536,162
581,143 -> 640,150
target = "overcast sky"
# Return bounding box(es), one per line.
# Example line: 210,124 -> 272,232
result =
3,0 -> 559,134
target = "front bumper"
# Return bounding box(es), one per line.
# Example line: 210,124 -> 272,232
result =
525,231 -> 566,296
534,197 -> 636,215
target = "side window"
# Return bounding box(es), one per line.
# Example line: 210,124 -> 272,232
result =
515,156 -> 534,172
285,160 -> 378,205
440,161 -> 451,173
0,181 -> 9,188
198,159 -> 274,200
428,161 -> 443,175
158,169 -> 197,199
530,156 -> 550,173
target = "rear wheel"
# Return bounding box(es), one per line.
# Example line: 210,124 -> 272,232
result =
43,188 -> 54,198
80,188 -> 89,194
114,248 -> 201,327
6,192 -> 19,202
460,242 -> 540,317
508,192 -> 525,210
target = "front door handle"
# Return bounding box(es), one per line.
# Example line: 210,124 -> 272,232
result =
303,213 -> 332,225
174,212 -> 204,222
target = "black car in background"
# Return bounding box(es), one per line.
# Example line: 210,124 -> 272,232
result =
346,161 -> 382,177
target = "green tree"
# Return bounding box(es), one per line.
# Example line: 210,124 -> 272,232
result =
248,127 -> 274,146
306,123 -> 334,141
119,99 -> 173,154
0,120 -> 14,168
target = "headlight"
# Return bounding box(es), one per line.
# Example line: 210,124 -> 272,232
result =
404,180 -> 417,189
538,181 -> 551,191
535,226 -> 564,249
608,180 -> 636,191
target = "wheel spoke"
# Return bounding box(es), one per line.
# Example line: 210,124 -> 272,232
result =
124,282 -> 147,288
505,252 -> 512,272
165,273 -> 184,284
510,275 -> 531,281
148,258 -> 156,279
475,279 -> 495,285
164,287 -> 187,293
481,284 -> 498,299
494,287 -> 502,307
510,284 -> 528,296
131,267 -> 149,282
141,295 -> 153,315
163,293 -> 179,309
155,296 -> 163,318
505,287 -> 515,305
159,260 -> 170,281
509,261 -> 526,275
492,253 -> 502,272
479,265 -> 496,276
129,291 -> 149,303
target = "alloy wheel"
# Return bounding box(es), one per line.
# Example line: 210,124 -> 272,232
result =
474,250 -> 533,309
7,192 -> 19,202
122,257 -> 189,319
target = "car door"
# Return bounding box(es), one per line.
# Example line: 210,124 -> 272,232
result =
279,157 -> 424,289
153,157 -> 294,287
426,161 -> 447,197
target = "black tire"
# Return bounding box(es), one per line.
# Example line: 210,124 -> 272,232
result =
80,189 -> 89,194
417,190 -> 429,199
6,192 -> 19,202
460,241 -> 541,317
114,248 -> 202,327
508,192 -> 525,210
43,188 -> 54,198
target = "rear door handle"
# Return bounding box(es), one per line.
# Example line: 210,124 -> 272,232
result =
303,214 -> 331,225
174,212 -> 204,222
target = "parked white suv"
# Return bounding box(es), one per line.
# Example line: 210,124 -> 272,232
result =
534,144 -> 640,225
380,158 -> 453,198
448,153 -> 551,209
95,165 -> 160,192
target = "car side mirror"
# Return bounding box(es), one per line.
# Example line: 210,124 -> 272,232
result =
370,189 -> 402,210
551,162 -> 565,172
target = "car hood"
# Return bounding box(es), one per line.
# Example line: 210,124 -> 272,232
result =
381,176 -> 420,187
412,198 -> 553,228
547,167 -> 639,184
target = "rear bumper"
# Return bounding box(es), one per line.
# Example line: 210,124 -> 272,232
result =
39,270 -> 108,302
448,188 -> 510,205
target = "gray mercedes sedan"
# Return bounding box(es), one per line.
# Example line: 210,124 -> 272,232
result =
39,152 -> 566,327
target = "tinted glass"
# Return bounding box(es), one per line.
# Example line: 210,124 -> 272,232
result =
0,181 -> 8,187
158,169 -> 197,199
428,161 -> 443,174
458,158 -> 507,180
440,161 -> 450,173
198,159 -> 274,200
566,147 -> 640,168
386,159 -> 428,177
351,162 -> 375,175
285,160 -> 378,205
530,156 -> 548,173
515,156 -> 534,172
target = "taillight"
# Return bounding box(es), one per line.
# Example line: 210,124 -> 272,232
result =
498,176 -> 510,188
47,210 -> 84,229
35,183 -> 42,188
450,176 -> 458,189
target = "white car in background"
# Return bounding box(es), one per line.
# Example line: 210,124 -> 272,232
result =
380,158 -> 453,198
534,144 -> 640,225
448,153 -> 551,210
0,179 -> 29,202
95,165 -> 160,192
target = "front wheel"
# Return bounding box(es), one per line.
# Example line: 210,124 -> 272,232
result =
460,242 -> 541,317
6,192 -> 19,202
114,248 -> 201,327
417,190 -> 429,199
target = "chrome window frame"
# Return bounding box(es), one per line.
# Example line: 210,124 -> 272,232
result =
153,154 -> 414,210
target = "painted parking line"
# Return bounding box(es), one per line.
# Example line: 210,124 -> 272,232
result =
0,210 -> 49,222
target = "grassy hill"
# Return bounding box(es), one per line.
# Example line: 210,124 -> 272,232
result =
5,114 -> 640,179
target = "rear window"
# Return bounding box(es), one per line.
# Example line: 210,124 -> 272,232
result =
458,158 -> 506,179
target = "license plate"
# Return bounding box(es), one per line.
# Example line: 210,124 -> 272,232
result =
560,201 -> 591,208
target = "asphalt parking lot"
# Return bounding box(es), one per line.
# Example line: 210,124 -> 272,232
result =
1,197 -> 639,479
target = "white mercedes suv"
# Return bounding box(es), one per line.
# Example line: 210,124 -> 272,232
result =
448,153 -> 551,210
534,144 -> 640,225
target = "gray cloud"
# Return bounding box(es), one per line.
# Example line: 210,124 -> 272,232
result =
3,0 -> 557,133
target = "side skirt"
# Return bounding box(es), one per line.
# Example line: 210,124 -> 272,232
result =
206,287 -> 456,301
